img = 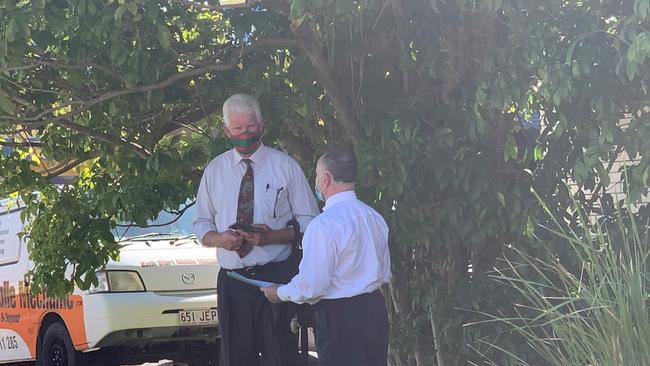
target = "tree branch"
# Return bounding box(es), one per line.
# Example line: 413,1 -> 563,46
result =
586,145 -> 625,213
278,131 -> 315,162
55,119 -> 153,159
173,0 -> 226,11
87,62 -> 134,87
19,58 -> 133,87
1,38 -> 300,155
0,37 -> 299,127
173,0 -> 260,11
0,141 -> 44,148
115,201 -> 196,228
292,24 -> 363,143
44,152 -> 102,179
158,100 -> 222,137
174,0 -> 290,21
1,61 -> 46,72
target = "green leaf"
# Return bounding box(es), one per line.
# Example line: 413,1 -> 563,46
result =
504,136 -> 518,161
496,192 -> 506,207
290,14 -> 307,29
77,0 -> 87,15
595,163 -> 610,187
114,4 -> 128,21
571,62 -> 581,78
635,0 -> 650,19
436,127 -> 453,136
566,40 -> 578,64
525,216 -> 535,237
157,24 -> 171,50
642,164 -> 650,186
533,146 -> 543,161
5,17 -> 18,42
296,104 -> 308,117
0,91 -> 15,114
626,63 -> 638,81
126,2 -> 138,15
289,0 -> 305,21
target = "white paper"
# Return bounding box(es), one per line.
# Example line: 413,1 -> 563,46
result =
226,270 -> 274,288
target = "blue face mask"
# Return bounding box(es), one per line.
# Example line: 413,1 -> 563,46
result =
315,187 -> 324,202
314,177 -> 324,202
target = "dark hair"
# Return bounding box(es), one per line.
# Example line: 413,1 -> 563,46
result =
320,147 -> 357,183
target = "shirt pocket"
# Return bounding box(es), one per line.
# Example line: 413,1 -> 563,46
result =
263,184 -> 291,220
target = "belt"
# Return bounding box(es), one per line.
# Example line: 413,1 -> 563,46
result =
233,265 -> 262,277
313,289 -> 384,310
223,260 -> 284,278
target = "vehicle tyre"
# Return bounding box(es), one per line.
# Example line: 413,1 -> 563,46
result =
188,359 -> 218,366
183,340 -> 220,366
38,322 -> 81,366
187,350 -> 220,366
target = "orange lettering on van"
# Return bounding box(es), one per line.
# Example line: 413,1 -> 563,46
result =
0,281 -> 91,357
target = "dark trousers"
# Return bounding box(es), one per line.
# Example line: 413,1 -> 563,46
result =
217,262 -> 299,366
312,290 -> 389,366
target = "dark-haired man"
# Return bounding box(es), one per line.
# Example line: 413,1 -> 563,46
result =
261,148 -> 392,366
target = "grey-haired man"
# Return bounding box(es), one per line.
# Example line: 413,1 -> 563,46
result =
194,94 -> 319,366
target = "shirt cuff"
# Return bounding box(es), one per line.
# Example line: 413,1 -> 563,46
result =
194,223 -> 217,245
277,285 -> 291,302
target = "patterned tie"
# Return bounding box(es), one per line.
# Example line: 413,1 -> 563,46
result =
236,159 -> 254,258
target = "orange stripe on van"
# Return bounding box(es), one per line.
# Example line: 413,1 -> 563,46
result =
0,281 -> 88,358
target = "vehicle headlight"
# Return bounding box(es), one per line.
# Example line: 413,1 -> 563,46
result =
89,271 -> 146,293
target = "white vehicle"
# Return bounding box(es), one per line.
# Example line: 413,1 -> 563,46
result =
0,198 -> 220,366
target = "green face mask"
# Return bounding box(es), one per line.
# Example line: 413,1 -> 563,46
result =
230,131 -> 261,154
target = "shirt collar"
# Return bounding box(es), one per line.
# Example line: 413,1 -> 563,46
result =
323,190 -> 357,211
231,142 -> 267,167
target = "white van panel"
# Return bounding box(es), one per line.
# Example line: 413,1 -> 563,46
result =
0,202 -> 24,266
0,329 -> 30,360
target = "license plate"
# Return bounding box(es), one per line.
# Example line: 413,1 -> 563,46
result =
179,309 -> 218,326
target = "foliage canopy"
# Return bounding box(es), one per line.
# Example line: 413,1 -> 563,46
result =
2,0 -> 650,364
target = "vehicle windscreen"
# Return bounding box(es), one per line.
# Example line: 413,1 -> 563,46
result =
114,203 -> 196,240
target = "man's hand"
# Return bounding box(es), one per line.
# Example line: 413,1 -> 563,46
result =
260,284 -> 282,303
239,224 -> 273,246
238,225 -> 297,246
203,230 -> 243,250
219,230 -> 244,250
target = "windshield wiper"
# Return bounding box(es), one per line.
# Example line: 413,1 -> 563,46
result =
119,232 -> 169,241
170,235 -> 197,246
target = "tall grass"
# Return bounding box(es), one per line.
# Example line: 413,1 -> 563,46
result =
472,196 -> 650,365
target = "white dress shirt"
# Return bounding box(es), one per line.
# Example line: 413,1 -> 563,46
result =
277,191 -> 392,304
194,144 -> 319,269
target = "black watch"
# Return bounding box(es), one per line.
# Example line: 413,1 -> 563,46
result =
286,219 -> 300,248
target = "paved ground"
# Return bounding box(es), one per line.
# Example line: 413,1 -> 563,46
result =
129,328 -> 318,365
133,352 -> 319,365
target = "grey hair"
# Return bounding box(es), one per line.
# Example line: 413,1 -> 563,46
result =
222,94 -> 264,128
319,147 -> 357,183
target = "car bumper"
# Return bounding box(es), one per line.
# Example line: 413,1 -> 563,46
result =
82,289 -> 218,348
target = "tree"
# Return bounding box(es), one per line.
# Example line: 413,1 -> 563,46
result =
2,0 -> 650,364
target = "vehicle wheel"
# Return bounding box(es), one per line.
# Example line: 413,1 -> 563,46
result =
183,340 -> 220,366
187,351 -> 220,366
188,359 -> 218,366
38,322 -> 81,366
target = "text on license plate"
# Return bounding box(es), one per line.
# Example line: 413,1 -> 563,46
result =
179,309 -> 218,326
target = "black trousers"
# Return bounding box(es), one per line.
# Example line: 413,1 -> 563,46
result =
312,290 -> 389,366
217,261 -> 299,366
